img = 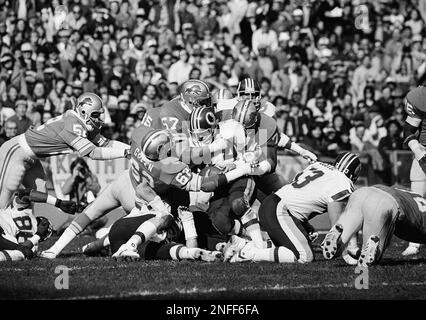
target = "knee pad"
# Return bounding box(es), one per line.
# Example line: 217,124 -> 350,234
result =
231,197 -> 250,217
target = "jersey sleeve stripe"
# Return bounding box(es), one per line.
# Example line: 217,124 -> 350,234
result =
406,116 -> 422,128
331,190 -> 351,201
78,142 -> 95,154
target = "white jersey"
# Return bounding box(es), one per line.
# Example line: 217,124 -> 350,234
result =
216,98 -> 276,120
276,162 -> 354,221
0,207 -> 37,244
259,100 -> 276,118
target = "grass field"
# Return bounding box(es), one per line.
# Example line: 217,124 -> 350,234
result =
2,234 -> 426,300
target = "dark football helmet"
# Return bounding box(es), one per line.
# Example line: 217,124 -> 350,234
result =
179,79 -> 211,110
236,77 -> 261,101
333,152 -> 362,182
189,106 -> 217,146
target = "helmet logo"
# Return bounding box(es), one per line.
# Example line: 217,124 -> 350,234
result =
80,97 -> 93,109
185,84 -> 202,95
206,112 -> 215,125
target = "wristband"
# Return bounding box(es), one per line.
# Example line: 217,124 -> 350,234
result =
47,194 -> 57,206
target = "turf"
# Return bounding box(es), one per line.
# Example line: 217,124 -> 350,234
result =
2,234 -> 426,300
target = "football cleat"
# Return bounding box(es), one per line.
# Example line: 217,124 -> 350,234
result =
199,249 -> 223,262
358,235 -> 380,267
112,243 -> 140,262
402,243 -> 421,256
215,242 -> 227,253
82,237 -> 108,257
223,235 -> 249,262
229,241 -> 255,263
39,250 -> 57,259
321,224 -> 344,260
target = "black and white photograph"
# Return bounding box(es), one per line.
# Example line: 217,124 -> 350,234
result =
1,0 -> 426,308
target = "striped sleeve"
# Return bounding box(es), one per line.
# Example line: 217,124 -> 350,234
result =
69,136 -> 97,156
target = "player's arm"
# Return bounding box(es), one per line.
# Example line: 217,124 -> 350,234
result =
193,163 -> 255,192
134,179 -> 171,218
278,132 -> 317,163
17,189 -> 77,214
248,128 -> 280,176
177,138 -> 230,166
403,100 -> 426,173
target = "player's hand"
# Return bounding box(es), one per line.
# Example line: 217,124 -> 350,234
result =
124,148 -> 131,159
299,149 -> 317,163
56,199 -> 77,215
241,160 -> 259,175
215,162 -> 236,173
16,244 -> 34,259
36,216 -> 53,241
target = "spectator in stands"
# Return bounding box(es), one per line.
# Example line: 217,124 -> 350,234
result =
0,119 -> 18,146
8,98 -> 32,135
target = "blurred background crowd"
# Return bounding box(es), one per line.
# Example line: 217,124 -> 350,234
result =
0,0 -> 425,186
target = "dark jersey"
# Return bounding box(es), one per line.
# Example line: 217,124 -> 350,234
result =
24,110 -> 109,157
129,125 -> 193,194
374,185 -> 426,234
243,113 -> 280,170
405,99 -> 426,146
158,97 -> 192,133
141,107 -> 161,129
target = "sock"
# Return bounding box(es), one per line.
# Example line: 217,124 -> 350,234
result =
103,236 -> 110,247
169,244 -> 186,260
0,250 -> 25,261
252,247 -> 296,263
125,220 -> 157,249
180,210 -> 197,240
409,242 -> 421,248
241,208 -> 264,248
47,213 -> 92,255
348,234 -> 359,250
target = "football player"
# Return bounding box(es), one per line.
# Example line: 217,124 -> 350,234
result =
83,197 -> 221,263
0,92 -> 130,209
41,123 -> 254,259
401,86 -> 426,256
140,79 -> 211,133
0,189 -> 76,261
225,152 -> 361,263
218,78 -> 317,164
322,184 -> 426,266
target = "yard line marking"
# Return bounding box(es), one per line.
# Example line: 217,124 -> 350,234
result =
63,281 -> 426,300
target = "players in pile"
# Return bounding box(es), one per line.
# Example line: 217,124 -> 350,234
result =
0,189 -> 76,261
206,83 -> 318,250
322,184 -> 426,267
401,86 -> 426,256
41,84 -> 255,259
0,92 -> 130,210
222,152 -> 361,264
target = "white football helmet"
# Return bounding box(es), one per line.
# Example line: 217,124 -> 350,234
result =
75,92 -> 105,131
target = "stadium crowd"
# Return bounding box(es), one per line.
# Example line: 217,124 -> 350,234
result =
0,0 -> 425,184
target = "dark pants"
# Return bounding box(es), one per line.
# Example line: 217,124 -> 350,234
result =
258,194 -> 314,263
207,177 -> 256,235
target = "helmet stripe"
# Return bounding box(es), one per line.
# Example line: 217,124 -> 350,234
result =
336,152 -> 352,171
143,131 -> 163,155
